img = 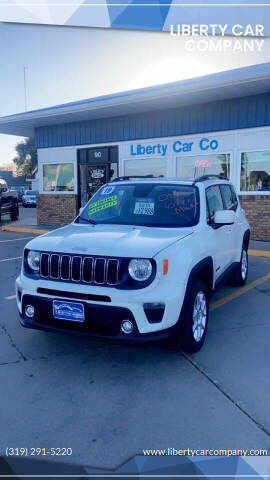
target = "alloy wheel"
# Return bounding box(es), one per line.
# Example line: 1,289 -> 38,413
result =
192,291 -> 207,342
241,250 -> 248,280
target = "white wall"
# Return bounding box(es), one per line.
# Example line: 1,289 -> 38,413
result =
119,126 -> 270,195
37,125 -> 270,195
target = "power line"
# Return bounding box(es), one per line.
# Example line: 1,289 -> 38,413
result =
23,66 -> 27,111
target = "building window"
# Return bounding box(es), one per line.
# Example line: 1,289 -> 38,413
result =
176,154 -> 230,179
124,158 -> 167,177
43,163 -> 74,192
241,151 -> 270,192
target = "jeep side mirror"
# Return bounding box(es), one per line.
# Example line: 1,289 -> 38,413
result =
214,210 -> 235,225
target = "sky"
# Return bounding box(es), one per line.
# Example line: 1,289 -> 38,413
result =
1,21 -> 270,164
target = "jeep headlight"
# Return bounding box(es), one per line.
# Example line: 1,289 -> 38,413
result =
128,259 -> 152,282
27,250 -> 41,271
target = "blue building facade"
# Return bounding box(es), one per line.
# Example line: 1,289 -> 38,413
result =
35,92 -> 270,149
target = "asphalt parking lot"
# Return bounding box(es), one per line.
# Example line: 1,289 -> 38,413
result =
1,204 -> 37,229
0,224 -> 270,470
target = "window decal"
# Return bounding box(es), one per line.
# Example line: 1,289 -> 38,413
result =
88,195 -> 117,215
99,186 -> 116,195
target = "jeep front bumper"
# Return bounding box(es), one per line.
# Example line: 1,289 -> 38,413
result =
16,273 -> 185,341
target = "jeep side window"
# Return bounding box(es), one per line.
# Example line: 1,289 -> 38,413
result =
206,186 -> 224,224
230,185 -> 238,210
220,184 -> 238,211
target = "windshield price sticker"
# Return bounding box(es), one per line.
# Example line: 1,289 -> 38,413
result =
134,199 -> 155,216
89,195 -> 117,215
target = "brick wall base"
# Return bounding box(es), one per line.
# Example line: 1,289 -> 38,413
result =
37,194 -> 78,225
240,195 -> 270,241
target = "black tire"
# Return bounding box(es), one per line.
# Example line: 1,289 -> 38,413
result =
230,246 -> 248,287
10,202 -> 19,221
174,279 -> 209,353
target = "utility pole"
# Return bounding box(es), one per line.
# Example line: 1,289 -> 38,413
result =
23,66 -> 27,111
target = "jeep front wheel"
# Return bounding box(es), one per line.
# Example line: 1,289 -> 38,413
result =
176,279 -> 209,353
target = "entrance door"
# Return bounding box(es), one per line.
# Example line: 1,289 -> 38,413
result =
88,165 -> 109,200
78,146 -> 118,209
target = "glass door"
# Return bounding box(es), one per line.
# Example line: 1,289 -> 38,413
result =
78,146 -> 119,208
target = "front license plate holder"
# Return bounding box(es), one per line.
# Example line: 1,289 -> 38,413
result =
53,300 -> 85,323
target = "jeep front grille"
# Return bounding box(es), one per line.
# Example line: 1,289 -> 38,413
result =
40,253 -> 120,286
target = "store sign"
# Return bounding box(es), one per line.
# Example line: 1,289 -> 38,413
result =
130,144 -> 168,156
129,137 -> 219,156
91,168 -> 105,179
195,159 -> 213,168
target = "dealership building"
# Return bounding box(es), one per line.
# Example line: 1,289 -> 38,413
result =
1,62 -> 270,240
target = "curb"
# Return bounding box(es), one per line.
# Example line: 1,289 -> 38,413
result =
2,226 -> 50,235
249,249 -> 270,258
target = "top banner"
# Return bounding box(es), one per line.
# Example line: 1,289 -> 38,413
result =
0,0 -> 270,35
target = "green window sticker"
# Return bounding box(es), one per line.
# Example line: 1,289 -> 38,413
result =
88,195 -> 118,215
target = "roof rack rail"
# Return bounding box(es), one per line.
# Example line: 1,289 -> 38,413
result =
194,174 -> 229,183
112,175 -> 161,182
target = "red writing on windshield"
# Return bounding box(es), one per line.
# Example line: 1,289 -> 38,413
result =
158,192 -> 199,215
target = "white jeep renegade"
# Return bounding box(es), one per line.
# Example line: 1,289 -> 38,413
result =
16,175 -> 250,353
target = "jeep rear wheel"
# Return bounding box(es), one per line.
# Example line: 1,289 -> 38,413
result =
175,279 -> 209,353
230,246 -> 248,287
10,202 -> 19,221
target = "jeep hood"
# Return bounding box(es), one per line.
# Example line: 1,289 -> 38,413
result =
26,223 -> 193,258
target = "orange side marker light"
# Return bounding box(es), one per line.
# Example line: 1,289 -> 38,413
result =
163,259 -> 169,275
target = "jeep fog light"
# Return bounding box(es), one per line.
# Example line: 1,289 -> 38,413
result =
25,305 -> 35,318
128,259 -> 152,281
121,320 -> 134,334
27,250 -> 40,271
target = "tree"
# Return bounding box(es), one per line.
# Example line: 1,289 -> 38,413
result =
13,137 -> 37,177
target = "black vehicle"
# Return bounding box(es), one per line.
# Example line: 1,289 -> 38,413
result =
0,178 -> 19,222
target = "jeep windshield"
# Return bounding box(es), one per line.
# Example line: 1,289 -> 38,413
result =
78,183 -> 200,228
